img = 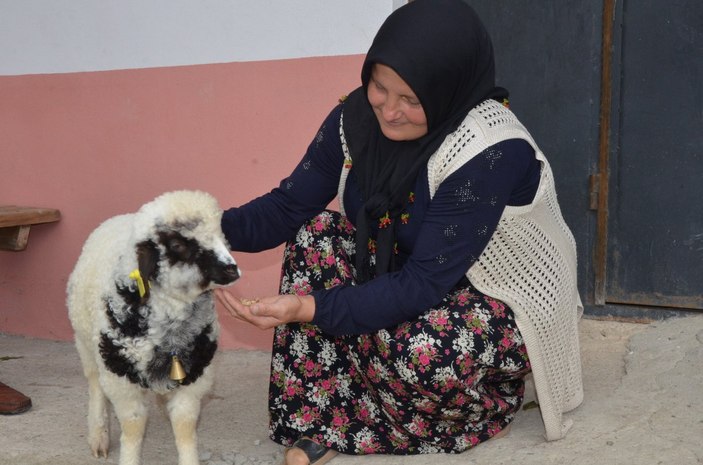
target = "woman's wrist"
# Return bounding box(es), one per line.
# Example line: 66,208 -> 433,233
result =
298,295 -> 316,323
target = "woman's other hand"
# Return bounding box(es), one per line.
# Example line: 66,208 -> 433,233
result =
215,290 -> 315,330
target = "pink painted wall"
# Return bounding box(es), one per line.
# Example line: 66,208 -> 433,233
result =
0,55 -> 364,350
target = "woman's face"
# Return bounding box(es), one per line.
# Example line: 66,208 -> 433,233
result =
366,63 -> 428,141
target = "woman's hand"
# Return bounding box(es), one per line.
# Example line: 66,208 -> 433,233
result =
215,289 -> 315,330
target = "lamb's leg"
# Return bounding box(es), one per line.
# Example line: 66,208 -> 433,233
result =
87,371 -> 110,458
74,338 -> 110,458
103,380 -> 148,465
166,385 -> 208,465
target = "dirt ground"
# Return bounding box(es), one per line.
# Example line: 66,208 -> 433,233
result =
1,315 -> 702,465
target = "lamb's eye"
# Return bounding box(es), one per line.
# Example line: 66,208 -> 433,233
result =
168,238 -> 189,257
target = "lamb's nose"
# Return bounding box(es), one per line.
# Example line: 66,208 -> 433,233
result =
223,264 -> 240,280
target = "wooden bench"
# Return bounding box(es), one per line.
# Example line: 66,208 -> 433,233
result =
0,206 -> 61,251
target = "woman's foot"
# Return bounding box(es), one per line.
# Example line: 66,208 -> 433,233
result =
283,438 -> 338,465
490,424 -> 512,441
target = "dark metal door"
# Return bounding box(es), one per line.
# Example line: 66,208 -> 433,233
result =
603,0 -> 703,310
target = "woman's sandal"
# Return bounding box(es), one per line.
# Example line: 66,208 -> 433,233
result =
284,437 -> 338,465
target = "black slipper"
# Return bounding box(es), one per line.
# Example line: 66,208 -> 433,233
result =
289,437 -> 329,464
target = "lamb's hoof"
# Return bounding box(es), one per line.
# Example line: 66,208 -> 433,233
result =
89,428 -> 110,458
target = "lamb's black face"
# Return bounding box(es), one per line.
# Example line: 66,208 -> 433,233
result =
157,231 -> 240,288
134,230 -> 239,300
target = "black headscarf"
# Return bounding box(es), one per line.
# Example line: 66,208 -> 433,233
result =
343,0 -> 508,283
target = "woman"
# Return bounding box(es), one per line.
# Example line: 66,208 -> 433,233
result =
218,1 -> 583,464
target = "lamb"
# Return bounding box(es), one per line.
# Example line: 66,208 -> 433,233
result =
67,190 -> 240,465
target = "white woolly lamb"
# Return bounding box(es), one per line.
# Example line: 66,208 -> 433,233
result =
67,190 -> 240,465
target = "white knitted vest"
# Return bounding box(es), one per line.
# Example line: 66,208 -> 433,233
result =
338,99 -> 583,440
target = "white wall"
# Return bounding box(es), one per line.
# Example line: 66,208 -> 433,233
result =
0,0 -> 402,75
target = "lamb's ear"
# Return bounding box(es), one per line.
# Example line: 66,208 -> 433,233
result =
136,240 -> 160,300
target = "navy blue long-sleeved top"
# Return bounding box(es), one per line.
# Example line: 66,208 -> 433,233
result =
221,103 -> 540,336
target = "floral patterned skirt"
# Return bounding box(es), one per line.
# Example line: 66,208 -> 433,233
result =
268,211 -> 531,455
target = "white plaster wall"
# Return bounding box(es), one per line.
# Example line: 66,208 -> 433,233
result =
0,0 -> 403,75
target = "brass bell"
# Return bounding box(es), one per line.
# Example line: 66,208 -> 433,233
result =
169,355 -> 186,383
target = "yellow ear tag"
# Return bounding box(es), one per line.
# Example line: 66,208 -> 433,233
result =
129,269 -> 148,298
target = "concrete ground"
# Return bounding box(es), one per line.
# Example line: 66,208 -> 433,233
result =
1,315 -> 702,465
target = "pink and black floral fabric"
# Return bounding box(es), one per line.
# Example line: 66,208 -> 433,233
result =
268,211 -> 530,455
